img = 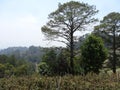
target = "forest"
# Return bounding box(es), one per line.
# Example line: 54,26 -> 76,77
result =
0,1 -> 120,90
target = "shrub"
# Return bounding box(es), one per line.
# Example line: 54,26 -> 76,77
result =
81,35 -> 108,74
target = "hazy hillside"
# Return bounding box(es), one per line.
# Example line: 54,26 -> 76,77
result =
0,47 -> 28,55
0,46 -> 45,63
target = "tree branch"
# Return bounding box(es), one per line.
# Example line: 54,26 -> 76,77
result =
73,11 -> 92,33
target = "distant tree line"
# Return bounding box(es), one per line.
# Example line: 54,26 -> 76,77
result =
0,46 -> 45,63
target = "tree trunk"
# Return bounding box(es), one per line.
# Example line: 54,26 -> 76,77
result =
112,26 -> 116,73
70,30 -> 74,75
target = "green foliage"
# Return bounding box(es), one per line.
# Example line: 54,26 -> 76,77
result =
14,64 -> 28,76
39,48 -> 69,75
0,55 -> 8,64
4,63 -> 14,77
38,62 -> 50,75
55,50 -> 69,75
0,55 -> 36,77
0,64 -> 5,78
74,56 -> 84,75
39,49 -> 57,75
42,49 -> 57,74
8,55 -> 17,67
81,35 -> 108,74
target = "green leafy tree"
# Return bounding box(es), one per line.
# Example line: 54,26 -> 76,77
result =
14,64 -> 28,76
74,53 -> 84,75
42,48 -> 57,75
81,35 -> 108,74
40,48 -> 70,75
0,64 -> 5,78
55,49 -> 69,75
8,55 -> 16,67
38,62 -> 50,75
41,1 -> 98,74
0,55 -> 8,64
94,12 -> 120,73
4,63 -> 14,77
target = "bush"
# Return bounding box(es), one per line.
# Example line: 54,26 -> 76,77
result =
38,62 -> 51,75
81,35 -> 108,74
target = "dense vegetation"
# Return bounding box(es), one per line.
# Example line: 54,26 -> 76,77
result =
0,55 -> 36,78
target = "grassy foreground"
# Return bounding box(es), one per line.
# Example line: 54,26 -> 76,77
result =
0,73 -> 120,90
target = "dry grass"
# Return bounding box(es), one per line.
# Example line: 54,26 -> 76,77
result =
0,73 -> 120,90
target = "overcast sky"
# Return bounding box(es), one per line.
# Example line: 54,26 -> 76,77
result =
0,0 -> 120,49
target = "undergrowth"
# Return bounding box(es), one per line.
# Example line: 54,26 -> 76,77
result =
0,73 -> 120,90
